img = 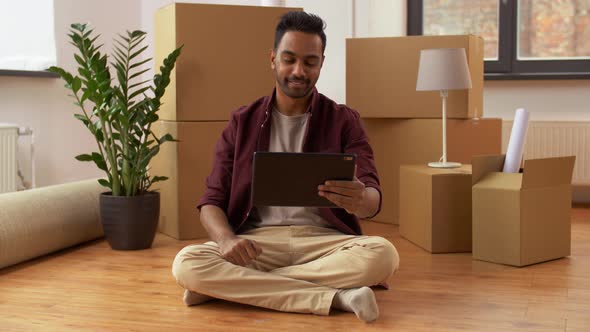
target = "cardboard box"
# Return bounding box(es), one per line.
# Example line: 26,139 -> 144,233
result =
472,155 -> 575,267
363,118 -> 501,225
347,35 -> 483,119
155,3 -> 299,121
399,165 -> 472,253
150,120 -> 228,240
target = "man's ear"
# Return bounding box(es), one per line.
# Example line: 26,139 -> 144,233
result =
270,49 -> 276,70
320,55 -> 325,69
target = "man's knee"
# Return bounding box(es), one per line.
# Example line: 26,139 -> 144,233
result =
171,244 -> 214,290
365,237 -> 400,283
171,245 -> 192,285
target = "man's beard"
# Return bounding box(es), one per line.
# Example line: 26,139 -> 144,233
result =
276,73 -> 313,99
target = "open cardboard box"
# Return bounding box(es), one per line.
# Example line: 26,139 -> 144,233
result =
472,154 -> 576,267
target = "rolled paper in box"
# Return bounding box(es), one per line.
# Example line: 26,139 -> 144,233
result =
503,108 -> 529,173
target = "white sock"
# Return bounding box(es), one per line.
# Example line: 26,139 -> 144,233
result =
332,287 -> 379,322
183,289 -> 213,306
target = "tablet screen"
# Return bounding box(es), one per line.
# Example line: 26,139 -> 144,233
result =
252,152 -> 356,207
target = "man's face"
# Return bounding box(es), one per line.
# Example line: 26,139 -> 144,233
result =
271,31 -> 324,99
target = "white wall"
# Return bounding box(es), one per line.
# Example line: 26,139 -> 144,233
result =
3,0 -> 587,188
354,0 -> 406,38
484,80 -> 590,121
3,0 -> 351,188
284,0 -> 351,104
0,0 -> 142,188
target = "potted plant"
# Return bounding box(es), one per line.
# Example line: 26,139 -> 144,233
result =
49,23 -> 182,250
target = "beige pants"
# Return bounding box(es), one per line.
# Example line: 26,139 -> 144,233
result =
172,225 -> 399,315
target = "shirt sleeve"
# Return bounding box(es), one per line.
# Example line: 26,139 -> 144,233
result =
196,111 -> 239,212
342,108 -> 382,218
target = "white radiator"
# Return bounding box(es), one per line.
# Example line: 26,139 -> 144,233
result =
0,124 -> 18,193
502,121 -> 590,185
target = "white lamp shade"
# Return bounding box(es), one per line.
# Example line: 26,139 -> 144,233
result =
416,48 -> 472,91
260,0 -> 285,6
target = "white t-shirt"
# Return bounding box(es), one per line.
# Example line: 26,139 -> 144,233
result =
251,108 -> 333,229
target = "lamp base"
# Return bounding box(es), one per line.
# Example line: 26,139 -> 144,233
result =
428,161 -> 462,169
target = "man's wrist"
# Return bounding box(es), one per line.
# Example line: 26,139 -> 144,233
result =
217,233 -> 238,246
358,187 -> 379,219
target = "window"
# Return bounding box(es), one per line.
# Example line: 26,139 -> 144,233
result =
0,0 -> 57,77
408,0 -> 590,80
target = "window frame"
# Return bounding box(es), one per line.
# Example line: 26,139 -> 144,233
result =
407,0 -> 590,80
0,70 -> 58,78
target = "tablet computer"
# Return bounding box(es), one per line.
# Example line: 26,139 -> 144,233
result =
252,152 -> 356,207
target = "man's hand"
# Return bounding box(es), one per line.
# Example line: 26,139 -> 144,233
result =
318,172 -> 380,218
318,176 -> 367,215
218,237 -> 262,266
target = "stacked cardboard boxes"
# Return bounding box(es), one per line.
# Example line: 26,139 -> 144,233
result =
151,121 -> 226,240
347,35 -> 502,225
363,118 -> 501,226
150,3 -> 298,239
347,36 -> 575,265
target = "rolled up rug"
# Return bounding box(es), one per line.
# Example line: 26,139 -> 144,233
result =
0,179 -> 104,269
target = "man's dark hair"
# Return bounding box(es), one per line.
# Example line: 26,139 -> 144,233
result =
274,11 -> 326,53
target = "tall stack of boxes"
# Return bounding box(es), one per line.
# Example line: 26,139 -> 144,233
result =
150,3 -> 298,240
346,35 -> 502,227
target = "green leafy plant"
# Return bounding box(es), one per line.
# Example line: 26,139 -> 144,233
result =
49,23 -> 182,196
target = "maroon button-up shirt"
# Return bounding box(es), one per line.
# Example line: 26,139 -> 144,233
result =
197,88 -> 381,235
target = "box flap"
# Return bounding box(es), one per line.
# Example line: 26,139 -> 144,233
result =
522,156 -> 576,189
472,154 -> 505,185
473,172 -> 522,191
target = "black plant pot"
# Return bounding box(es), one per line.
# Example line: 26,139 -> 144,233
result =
99,192 -> 160,250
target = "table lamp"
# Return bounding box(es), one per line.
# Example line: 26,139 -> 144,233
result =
416,48 -> 472,168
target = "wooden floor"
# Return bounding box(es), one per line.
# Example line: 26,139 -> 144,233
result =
1,207 -> 589,331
